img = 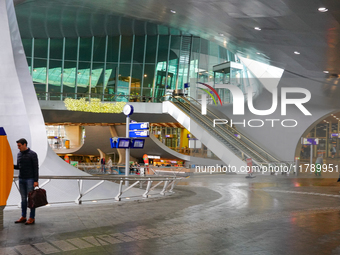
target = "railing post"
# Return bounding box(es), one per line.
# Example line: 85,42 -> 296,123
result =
169,180 -> 176,193
40,179 -> 51,188
160,180 -> 169,196
115,180 -> 124,201
143,178 -> 152,198
75,179 -> 83,204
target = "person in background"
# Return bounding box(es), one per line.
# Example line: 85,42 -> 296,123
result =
330,145 -> 337,159
100,157 -> 106,173
107,157 -> 113,174
14,138 -> 39,225
134,162 -> 140,174
315,154 -> 323,176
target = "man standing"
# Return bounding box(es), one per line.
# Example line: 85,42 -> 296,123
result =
14,138 -> 39,225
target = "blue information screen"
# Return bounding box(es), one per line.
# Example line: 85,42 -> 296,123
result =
131,139 -> 145,149
117,138 -> 131,148
129,122 -> 149,130
129,130 -> 149,138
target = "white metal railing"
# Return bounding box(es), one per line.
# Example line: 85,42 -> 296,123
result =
12,175 -> 184,205
78,165 -> 191,177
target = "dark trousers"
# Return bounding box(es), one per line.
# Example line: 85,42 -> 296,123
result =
19,178 -> 35,219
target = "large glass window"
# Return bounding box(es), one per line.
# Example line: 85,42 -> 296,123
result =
105,36 -> 120,99
154,36 -> 170,98
64,38 -> 78,95
32,39 -> 48,97
143,36 -> 158,99
131,36 -> 145,99
49,39 -> 63,99
23,29 -> 239,103
169,36 -> 180,90
92,37 -> 106,97
77,38 -> 92,95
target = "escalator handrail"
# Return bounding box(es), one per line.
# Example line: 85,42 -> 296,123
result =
169,100 -> 268,166
173,100 -> 269,164
179,96 -> 280,162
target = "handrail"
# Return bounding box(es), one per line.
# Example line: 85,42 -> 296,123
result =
169,98 -> 281,168
12,175 -> 184,204
36,91 -> 163,103
13,175 -> 182,181
168,99 -> 262,164
174,96 -> 281,163
181,96 -> 280,162
171,98 -> 262,161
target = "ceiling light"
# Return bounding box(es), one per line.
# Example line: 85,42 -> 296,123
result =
219,33 -> 224,36
294,51 -> 300,55
170,10 -> 176,13
324,71 -> 329,73
254,27 -> 261,31
318,7 -> 328,12
256,52 -> 261,55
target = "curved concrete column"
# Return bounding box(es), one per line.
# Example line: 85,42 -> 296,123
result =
1,0 -> 47,163
109,126 -> 125,164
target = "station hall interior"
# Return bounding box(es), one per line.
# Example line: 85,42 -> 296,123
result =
3,0 -> 340,254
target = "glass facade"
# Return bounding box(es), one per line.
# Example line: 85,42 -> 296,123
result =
302,120 -> 340,160
22,34 -> 237,102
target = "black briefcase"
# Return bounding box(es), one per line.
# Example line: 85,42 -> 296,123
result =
28,188 -> 48,209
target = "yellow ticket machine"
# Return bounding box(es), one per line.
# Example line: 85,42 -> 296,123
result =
0,128 -> 14,228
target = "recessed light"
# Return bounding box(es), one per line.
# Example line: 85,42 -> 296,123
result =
318,7 -> 328,12
92,200 -> 97,202
219,33 -> 224,36
126,197 -> 130,200
170,10 -> 176,13
254,27 -> 261,31
256,52 -> 261,55
294,51 -> 300,55
323,71 -> 329,73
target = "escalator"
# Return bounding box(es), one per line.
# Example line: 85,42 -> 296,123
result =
166,96 -> 283,171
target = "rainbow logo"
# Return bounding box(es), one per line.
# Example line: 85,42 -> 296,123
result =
198,82 -> 223,105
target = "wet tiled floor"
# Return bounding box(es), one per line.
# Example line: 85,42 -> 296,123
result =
2,174 -> 340,254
